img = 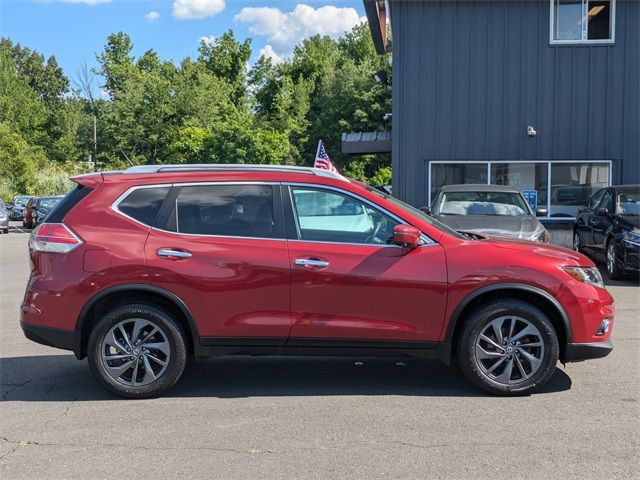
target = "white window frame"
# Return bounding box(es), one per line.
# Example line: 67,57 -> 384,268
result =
427,160 -> 613,220
549,0 -> 615,45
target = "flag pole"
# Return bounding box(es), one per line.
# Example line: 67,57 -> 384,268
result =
314,140 -> 322,165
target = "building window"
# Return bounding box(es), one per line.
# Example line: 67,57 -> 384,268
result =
549,163 -> 609,217
429,161 -> 611,219
551,0 -> 615,44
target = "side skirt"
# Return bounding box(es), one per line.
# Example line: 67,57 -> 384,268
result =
196,337 -> 450,363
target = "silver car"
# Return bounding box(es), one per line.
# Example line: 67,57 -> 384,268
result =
428,184 -> 550,242
0,199 -> 9,234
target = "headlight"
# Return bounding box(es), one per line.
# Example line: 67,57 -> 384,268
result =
527,224 -> 550,243
563,266 -> 604,288
622,230 -> 640,247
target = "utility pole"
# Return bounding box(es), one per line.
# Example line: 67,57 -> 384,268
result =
93,114 -> 98,172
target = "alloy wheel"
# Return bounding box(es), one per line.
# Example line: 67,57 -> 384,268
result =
573,232 -> 580,251
100,318 -> 170,386
607,242 -> 615,275
474,315 -> 545,385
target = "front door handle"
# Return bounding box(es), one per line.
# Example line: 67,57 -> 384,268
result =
294,257 -> 330,269
158,248 -> 192,259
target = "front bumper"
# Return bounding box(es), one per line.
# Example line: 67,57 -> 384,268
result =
21,321 -> 81,358
619,241 -> 640,273
564,340 -> 613,363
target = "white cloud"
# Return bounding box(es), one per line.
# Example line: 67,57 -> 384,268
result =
235,4 -> 366,59
145,11 -> 160,22
172,0 -> 225,20
259,45 -> 283,64
199,35 -> 216,46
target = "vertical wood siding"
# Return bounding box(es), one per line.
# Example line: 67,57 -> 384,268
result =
390,0 -> 640,206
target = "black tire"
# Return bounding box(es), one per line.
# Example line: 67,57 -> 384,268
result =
606,240 -> 624,280
457,299 -> 559,396
88,304 -> 188,399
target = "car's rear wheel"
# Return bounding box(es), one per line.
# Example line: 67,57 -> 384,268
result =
88,304 -> 188,399
457,299 -> 559,395
606,240 -> 624,280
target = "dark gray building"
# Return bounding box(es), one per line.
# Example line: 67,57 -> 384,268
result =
365,0 -> 639,222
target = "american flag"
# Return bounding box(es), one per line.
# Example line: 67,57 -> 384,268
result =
314,140 -> 338,172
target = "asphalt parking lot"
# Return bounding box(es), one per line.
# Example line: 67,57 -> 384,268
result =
1,222 -> 638,479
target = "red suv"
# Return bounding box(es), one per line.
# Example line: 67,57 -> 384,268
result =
21,165 -> 614,398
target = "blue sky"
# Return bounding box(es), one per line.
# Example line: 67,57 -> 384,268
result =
0,0 -> 365,80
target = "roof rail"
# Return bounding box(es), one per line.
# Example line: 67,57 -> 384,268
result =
123,164 -> 349,182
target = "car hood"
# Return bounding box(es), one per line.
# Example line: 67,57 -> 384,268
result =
480,235 -> 588,264
435,214 -> 542,239
619,214 -> 640,229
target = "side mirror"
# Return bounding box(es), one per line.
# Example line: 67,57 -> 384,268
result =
535,207 -> 548,217
419,206 -> 431,215
595,207 -> 609,216
393,224 -> 422,248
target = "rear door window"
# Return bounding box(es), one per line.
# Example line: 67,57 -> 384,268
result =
117,187 -> 171,226
166,184 -> 276,238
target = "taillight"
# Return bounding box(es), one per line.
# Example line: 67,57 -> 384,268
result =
29,223 -> 83,253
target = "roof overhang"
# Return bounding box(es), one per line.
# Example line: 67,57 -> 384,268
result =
364,0 -> 389,55
341,131 -> 391,155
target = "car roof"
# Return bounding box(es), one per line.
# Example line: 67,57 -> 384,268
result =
71,164 -> 351,188
123,164 -> 348,181
438,184 -> 521,193
612,185 -> 640,193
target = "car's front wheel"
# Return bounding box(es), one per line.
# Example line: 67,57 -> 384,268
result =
606,240 -> 624,280
457,299 -> 559,395
573,230 -> 582,252
88,304 -> 188,398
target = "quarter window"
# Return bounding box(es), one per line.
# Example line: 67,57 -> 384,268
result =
168,184 -> 275,238
118,187 -> 170,226
551,0 -> 614,43
290,187 -> 399,245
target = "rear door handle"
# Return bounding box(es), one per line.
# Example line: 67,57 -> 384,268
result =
157,248 -> 192,259
294,257 -> 330,269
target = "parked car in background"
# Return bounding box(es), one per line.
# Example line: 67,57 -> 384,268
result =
0,199 -> 9,234
22,196 -> 40,229
8,195 -> 33,221
21,165 -> 613,398
34,195 -> 64,227
574,185 -> 640,279
427,185 -> 550,242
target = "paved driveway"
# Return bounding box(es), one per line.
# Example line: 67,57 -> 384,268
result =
1,224 -> 638,479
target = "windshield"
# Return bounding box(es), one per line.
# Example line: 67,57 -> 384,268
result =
366,186 -> 466,239
438,191 -> 531,216
13,196 -> 30,206
617,190 -> 640,216
38,197 -> 62,210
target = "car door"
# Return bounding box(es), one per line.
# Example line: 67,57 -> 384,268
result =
577,188 -> 605,253
284,184 -> 448,345
592,188 -> 615,256
144,183 -> 291,343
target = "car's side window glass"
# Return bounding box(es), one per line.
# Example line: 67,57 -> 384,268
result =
589,189 -> 605,210
600,191 -> 614,213
118,187 -> 171,226
168,184 -> 275,238
290,187 -> 399,245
